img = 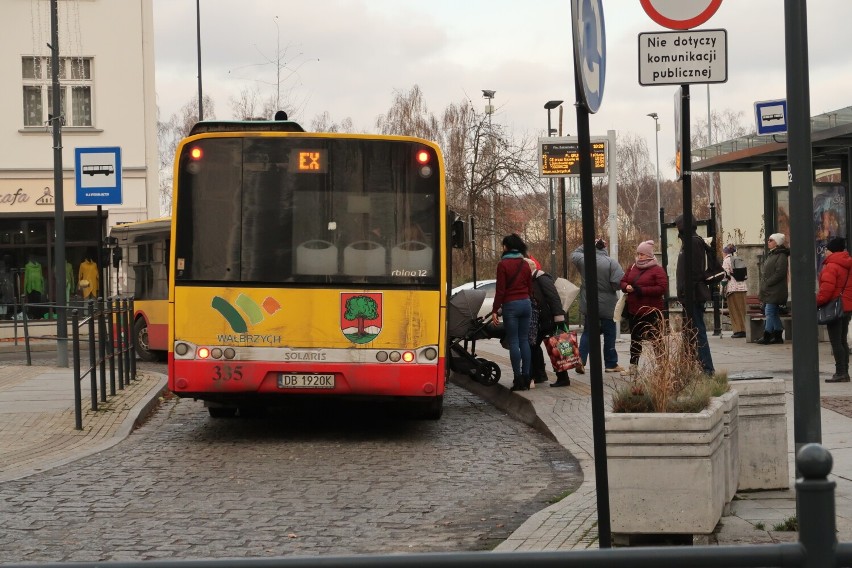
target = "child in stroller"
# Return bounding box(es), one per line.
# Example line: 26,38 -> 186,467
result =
447,288 -> 505,386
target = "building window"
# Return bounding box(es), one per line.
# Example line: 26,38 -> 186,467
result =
22,56 -> 93,127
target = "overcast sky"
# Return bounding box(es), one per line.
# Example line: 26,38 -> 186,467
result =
153,1 -> 852,179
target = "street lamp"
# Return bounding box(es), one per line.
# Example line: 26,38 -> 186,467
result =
648,112 -> 662,242
483,90 -> 496,255
545,100 -> 563,274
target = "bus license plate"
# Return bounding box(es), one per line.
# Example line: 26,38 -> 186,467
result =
278,374 -> 335,389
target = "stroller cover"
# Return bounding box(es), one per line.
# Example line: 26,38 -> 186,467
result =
447,288 -> 486,338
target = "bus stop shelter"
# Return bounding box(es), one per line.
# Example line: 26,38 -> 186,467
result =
691,106 -> 852,238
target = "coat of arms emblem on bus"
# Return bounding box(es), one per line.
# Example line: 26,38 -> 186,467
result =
212,294 -> 281,333
341,292 -> 382,344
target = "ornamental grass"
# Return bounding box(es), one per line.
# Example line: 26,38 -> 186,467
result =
611,311 -> 728,413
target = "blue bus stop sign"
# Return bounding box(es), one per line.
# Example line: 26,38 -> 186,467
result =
572,0 -> 606,114
75,146 -> 122,205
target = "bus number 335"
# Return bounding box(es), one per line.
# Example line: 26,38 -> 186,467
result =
211,365 -> 244,381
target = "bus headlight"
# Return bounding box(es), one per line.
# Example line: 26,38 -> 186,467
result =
175,342 -> 190,356
423,347 -> 438,361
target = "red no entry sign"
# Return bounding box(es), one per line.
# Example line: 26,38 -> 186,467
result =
640,0 -> 722,30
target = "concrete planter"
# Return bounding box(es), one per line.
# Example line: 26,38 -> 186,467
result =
718,390 -> 740,505
730,377 -> 789,490
605,397 -> 726,536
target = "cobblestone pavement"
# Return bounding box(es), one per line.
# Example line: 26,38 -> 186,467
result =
0,381 -> 582,564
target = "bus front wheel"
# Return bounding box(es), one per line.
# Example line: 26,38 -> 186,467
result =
134,318 -> 160,362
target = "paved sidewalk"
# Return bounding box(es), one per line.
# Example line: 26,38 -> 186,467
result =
457,329 -> 852,549
0,364 -> 166,483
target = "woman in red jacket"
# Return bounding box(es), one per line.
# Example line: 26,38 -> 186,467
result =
817,237 -> 852,383
491,234 -> 533,391
619,240 -> 668,376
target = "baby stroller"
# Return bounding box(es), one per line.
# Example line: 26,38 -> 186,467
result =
447,288 -> 505,386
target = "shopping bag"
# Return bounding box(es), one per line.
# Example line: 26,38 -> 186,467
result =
613,291 -> 627,323
554,277 -> 580,312
545,328 -> 581,372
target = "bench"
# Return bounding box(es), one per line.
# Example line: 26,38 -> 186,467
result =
745,296 -> 793,342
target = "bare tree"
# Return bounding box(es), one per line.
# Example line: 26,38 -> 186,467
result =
310,111 -> 355,133
157,96 -> 215,215
614,132 -> 657,242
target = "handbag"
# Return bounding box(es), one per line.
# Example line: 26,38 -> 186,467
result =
544,326 -> 581,372
818,269 -> 850,325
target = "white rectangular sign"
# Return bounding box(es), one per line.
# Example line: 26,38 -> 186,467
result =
638,29 -> 727,86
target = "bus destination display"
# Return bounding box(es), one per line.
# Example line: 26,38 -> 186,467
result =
540,140 -> 607,177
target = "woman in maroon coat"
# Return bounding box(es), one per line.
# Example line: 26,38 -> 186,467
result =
619,240 -> 668,375
817,237 -> 852,383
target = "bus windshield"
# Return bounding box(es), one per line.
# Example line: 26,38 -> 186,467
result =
173,137 -> 440,287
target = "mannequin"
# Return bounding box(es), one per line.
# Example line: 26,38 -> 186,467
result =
78,256 -> 99,299
24,256 -> 44,318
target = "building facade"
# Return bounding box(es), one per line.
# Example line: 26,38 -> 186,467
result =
0,0 -> 158,306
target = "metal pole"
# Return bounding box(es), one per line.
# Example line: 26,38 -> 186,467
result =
88,299 -> 98,409
72,309 -> 82,430
681,85 -> 695,337
649,113 -> 662,241
784,0 -> 821,449
576,102 -> 612,549
49,0 -> 68,368
559,107 -> 568,279
547,109 -> 556,275
196,0 -> 203,121
707,85 -> 714,208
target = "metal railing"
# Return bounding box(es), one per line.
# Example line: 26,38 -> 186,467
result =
70,297 -> 137,430
5,444 -> 851,567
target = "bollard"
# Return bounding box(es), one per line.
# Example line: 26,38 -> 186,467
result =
106,297 -> 116,393
129,297 -> 137,380
23,305 -> 31,366
88,299 -> 98,409
797,443 -> 837,568
122,298 -> 132,382
72,309 -> 82,431
97,299 -> 110,397
115,297 -> 125,390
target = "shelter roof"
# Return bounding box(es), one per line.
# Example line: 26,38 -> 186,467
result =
691,106 -> 852,173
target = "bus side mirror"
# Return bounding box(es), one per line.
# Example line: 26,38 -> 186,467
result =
451,219 -> 467,249
112,247 -> 122,268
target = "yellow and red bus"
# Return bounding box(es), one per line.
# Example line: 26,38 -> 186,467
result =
168,118 -> 450,419
110,217 -> 170,362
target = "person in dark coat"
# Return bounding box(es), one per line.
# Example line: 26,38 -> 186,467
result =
756,233 -> 790,345
817,237 -> 852,382
491,233 -> 533,391
526,258 -> 575,388
674,215 -> 715,375
619,240 -> 668,376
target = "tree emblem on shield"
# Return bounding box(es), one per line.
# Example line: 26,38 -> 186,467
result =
341,293 -> 382,344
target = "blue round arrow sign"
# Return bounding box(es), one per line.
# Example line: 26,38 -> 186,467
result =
572,0 -> 606,114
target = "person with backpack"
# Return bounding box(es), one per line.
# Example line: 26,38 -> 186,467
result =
525,257 -> 575,388
722,244 -> 748,338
